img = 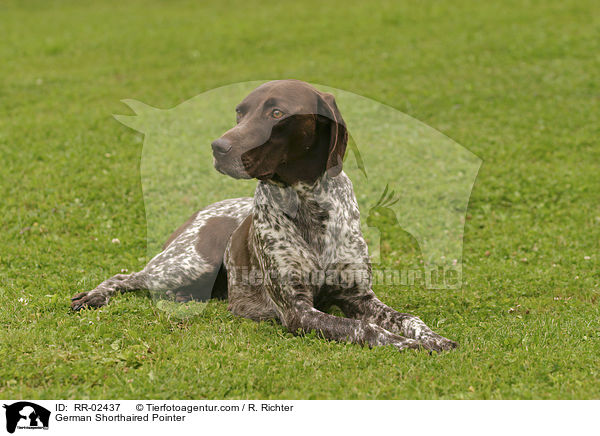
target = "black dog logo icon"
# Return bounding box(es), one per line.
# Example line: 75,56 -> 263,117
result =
2,402 -> 50,433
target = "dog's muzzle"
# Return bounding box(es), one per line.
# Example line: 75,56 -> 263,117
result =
211,138 -> 251,179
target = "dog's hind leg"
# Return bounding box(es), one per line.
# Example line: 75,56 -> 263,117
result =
71,272 -> 148,310
71,198 -> 253,311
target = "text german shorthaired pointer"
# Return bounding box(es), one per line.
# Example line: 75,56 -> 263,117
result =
72,80 -> 457,352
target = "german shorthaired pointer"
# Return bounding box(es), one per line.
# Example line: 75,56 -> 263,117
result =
72,80 -> 457,352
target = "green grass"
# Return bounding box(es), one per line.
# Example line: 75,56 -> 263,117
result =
1,0 -> 599,399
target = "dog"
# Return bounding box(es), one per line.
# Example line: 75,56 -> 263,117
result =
71,79 -> 457,352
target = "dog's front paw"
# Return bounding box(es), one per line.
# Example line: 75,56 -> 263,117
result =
421,334 -> 459,352
70,291 -> 109,311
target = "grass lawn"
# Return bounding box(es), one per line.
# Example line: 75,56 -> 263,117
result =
1,0 -> 599,399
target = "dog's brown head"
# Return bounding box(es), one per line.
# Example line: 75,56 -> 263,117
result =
211,80 -> 347,185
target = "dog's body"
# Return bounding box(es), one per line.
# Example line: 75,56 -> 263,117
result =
72,80 -> 457,352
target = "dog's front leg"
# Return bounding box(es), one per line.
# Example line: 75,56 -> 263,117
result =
340,294 -> 458,352
261,269 -> 422,351
280,304 -> 422,351
328,263 -> 458,352
251,221 -> 421,351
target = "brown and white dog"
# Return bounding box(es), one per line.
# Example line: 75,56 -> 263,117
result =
72,80 -> 457,352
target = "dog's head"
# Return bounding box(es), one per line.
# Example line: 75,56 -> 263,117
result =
211,80 -> 347,185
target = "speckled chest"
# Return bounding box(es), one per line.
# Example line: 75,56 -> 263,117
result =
252,172 -> 365,269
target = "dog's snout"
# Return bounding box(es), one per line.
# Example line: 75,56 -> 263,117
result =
211,138 -> 232,155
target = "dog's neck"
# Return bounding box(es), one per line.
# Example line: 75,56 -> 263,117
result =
254,171 -> 336,222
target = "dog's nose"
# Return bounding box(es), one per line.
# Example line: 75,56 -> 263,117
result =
211,138 -> 232,155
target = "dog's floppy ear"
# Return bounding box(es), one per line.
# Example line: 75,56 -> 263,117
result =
318,92 -> 348,177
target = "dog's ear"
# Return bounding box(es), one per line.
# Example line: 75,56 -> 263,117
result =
318,92 -> 348,177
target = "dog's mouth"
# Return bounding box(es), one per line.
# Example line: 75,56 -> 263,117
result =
213,156 -> 252,180
213,159 -> 226,175
240,153 -> 279,181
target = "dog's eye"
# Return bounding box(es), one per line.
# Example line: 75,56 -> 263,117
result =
271,109 -> 284,119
